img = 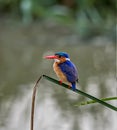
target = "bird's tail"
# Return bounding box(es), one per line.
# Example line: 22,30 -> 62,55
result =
71,82 -> 76,91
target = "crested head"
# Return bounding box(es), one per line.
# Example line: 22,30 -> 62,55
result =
55,52 -> 70,58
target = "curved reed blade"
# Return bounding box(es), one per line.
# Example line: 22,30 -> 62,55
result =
30,75 -> 43,130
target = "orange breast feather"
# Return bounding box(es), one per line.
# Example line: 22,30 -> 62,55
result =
53,62 -> 68,82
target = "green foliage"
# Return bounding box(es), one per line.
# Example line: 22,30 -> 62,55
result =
33,0 -> 56,7
0,0 -> 116,17
0,0 -> 115,38
0,0 -> 20,13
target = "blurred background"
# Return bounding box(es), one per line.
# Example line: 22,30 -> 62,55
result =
0,0 -> 117,130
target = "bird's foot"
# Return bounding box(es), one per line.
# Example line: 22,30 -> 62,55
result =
59,80 -> 63,85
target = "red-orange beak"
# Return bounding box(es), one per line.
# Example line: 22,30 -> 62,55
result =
44,55 -> 58,59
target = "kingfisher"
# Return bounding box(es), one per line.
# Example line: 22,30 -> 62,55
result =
44,52 -> 78,91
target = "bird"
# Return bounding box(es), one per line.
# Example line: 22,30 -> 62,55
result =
44,52 -> 78,91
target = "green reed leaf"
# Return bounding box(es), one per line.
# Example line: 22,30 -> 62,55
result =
43,75 -> 117,111
75,97 -> 117,106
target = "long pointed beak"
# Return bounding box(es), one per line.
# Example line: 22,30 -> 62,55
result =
44,55 -> 58,59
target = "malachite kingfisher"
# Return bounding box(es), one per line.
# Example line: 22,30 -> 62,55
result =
44,52 -> 78,91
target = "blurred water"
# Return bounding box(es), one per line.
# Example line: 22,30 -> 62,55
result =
1,78 -> 117,130
0,22 -> 116,130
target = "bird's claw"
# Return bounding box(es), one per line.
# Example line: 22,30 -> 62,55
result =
59,80 -> 63,85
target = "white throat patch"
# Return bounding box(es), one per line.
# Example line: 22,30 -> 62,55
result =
54,59 -> 60,63
66,58 -> 70,61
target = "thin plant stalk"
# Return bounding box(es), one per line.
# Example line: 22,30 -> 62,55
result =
30,76 -> 43,130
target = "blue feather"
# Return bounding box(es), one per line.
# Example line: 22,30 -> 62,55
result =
55,52 -> 69,58
71,82 -> 76,91
58,60 -> 78,84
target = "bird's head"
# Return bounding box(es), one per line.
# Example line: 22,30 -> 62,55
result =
44,52 -> 70,63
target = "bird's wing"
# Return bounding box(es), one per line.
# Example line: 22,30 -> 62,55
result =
59,61 -> 78,83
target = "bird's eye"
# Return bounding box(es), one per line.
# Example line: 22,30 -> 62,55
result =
58,55 -> 62,58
